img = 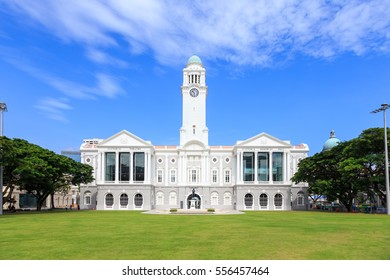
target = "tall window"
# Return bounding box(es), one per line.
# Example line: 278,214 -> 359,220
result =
212,169 -> 218,183
120,193 -> 128,207
84,191 -> 91,205
224,192 -> 232,206
170,169 -> 176,183
258,152 -> 269,181
105,152 -> 116,181
157,169 -> 163,183
169,191 -> 177,205
243,152 -> 254,181
156,191 -> 164,205
224,169 -> 231,183
272,152 -> 283,181
105,193 -> 114,207
244,193 -> 253,207
259,193 -> 268,209
134,193 -> 143,208
274,193 -> 283,209
210,192 -> 219,205
133,152 -> 145,181
189,169 -> 199,183
119,152 -> 130,181
297,191 -> 304,206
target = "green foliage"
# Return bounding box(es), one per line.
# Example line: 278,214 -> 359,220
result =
292,128 -> 389,211
1,136 -> 94,210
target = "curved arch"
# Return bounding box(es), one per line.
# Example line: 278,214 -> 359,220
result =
134,193 -> 143,209
156,191 -> 164,206
182,140 -> 207,150
84,191 -> 92,205
259,193 -> 269,210
119,193 -> 129,208
274,193 -> 283,210
244,193 -> 254,210
210,191 -> 219,206
169,191 -> 177,206
105,193 -> 114,209
223,192 -> 232,206
187,193 -> 201,209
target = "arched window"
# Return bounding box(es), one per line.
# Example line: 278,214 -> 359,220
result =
156,191 -> 164,206
120,193 -> 129,207
105,193 -> 114,208
210,192 -> 219,206
84,191 -> 92,205
297,191 -> 304,206
134,193 -> 143,208
169,191 -> 177,206
223,192 -> 232,206
274,193 -> 283,210
259,193 -> 268,209
244,193 -> 253,209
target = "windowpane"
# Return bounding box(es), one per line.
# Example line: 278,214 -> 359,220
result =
157,169 -> 163,183
212,170 -> 218,183
133,152 -> 145,181
134,193 -> 143,207
243,152 -> 254,181
224,192 -> 232,205
105,152 -> 116,181
84,191 -> 91,205
260,193 -> 268,207
120,194 -> 128,207
258,152 -> 269,181
105,193 -> 114,207
244,193 -> 253,207
170,170 -> 176,183
119,152 -> 130,181
272,152 -> 283,181
224,169 -> 230,183
274,194 -> 283,207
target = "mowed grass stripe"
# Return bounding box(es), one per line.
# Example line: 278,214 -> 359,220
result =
1,211 -> 389,260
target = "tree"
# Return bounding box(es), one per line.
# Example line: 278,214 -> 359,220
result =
292,128 -> 389,212
1,137 -> 93,211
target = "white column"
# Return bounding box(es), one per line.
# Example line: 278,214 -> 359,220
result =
269,151 -> 273,184
147,152 -> 152,182
115,151 -> 119,183
285,152 -> 289,182
254,151 -> 258,184
130,152 -> 134,184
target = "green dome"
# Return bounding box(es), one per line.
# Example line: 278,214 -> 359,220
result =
322,130 -> 340,151
187,55 -> 202,65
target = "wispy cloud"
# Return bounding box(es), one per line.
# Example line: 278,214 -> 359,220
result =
3,0 -> 390,66
35,97 -> 72,122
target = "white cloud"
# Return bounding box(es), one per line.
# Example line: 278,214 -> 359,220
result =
4,0 -> 390,67
3,1 -> 390,66
35,97 -> 72,122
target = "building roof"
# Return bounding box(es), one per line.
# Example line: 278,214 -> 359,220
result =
322,130 -> 340,151
187,55 -> 202,65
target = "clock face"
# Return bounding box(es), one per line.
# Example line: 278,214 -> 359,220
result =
189,88 -> 199,97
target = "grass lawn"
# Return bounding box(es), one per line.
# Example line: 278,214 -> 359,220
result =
0,210 -> 389,260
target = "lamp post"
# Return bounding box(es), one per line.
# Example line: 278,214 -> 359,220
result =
0,102 -> 7,215
371,103 -> 390,215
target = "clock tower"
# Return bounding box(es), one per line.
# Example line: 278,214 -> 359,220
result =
180,55 -> 208,146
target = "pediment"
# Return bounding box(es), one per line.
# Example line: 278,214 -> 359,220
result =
236,132 -> 292,148
98,130 -> 152,147
182,140 -> 207,151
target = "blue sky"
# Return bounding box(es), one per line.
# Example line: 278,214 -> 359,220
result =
0,0 -> 389,155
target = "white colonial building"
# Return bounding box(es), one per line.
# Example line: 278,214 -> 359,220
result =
80,55 -> 309,211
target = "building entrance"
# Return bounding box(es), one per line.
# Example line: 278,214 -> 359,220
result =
187,193 -> 201,209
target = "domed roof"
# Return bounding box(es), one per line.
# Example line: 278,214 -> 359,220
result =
322,130 -> 340,151
187,55 -> 202,65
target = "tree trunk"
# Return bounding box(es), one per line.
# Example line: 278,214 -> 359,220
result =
50,193 -> 55,209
